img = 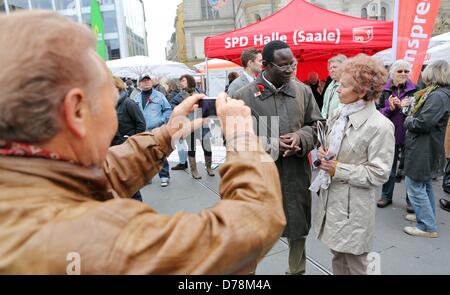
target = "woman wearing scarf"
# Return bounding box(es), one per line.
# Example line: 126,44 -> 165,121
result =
377,60 -> 417,210
312,54 -> 395,275
403,60 -> 450,238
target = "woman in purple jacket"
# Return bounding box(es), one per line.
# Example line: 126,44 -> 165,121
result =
377,60 -> 417,210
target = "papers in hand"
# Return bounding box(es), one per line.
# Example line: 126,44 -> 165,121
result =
317,120 -> 328,150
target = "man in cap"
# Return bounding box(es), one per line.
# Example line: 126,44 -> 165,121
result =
135,73 -> 173,187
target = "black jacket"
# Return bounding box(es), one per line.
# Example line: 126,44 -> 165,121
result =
404,87 -> 450,181
111,90 -> 146,146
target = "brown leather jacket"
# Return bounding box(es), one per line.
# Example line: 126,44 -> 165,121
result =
0,126 -> 285,274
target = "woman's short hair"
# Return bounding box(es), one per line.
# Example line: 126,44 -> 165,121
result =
179,74 -> 196,89
341,54 -> 388,102
112,76 -> 126,91
422,60 -> 450,87
389,59 -> 412,78
328,54 -> 347,64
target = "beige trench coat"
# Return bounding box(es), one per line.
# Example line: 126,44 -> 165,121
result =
313,102 -> 395,255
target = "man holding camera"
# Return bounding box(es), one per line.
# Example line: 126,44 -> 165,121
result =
0,11 -> 285,274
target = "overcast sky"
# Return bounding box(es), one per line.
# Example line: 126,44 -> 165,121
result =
143,0 -> 182,62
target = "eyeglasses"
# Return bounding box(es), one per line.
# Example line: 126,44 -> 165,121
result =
396,70 -> 410,74
271,61 -> 298,71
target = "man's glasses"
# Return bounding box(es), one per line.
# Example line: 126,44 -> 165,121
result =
271,61 -> 298,71
396,69 -> 410,74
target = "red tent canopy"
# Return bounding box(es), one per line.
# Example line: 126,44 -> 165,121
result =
204,0 -> 393,80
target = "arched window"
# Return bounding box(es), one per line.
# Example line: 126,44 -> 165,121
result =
380,7 -> 387,20
361,7 -> 368,18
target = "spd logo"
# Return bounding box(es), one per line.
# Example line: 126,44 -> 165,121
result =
353,26 -> 374,43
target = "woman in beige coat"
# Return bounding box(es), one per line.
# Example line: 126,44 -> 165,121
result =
312,54 -> 395,275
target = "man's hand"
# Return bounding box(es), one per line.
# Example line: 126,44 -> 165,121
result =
280,133 -> 300,148
216,92 -> 254,140
280,133 -> 301,156
166,93 -> 205,140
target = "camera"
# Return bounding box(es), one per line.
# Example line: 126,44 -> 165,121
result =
199,96 -> 217,116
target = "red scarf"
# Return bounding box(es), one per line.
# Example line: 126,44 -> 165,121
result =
0,141 -> 74,163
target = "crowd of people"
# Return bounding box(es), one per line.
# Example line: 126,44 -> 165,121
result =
0,10 -> 450,275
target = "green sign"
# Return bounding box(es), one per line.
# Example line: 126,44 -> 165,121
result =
91,0 -> 108,60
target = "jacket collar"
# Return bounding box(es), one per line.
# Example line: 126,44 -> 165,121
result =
242,70 -> 255,83
348,101 -> 376,130
117,90 -> 128,107
0,156 -> 114,201
384,78 -> 416,93
256,72 -> 296,100
138,89 -> 160,103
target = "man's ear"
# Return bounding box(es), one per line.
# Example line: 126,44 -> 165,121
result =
62,88 -> 89,139
262,60 -> 269,68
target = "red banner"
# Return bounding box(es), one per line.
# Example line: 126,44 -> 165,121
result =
395,0 -> 441,83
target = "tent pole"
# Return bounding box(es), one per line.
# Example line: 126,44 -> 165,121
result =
205,57 -> 210,96
392,0 -> 400,63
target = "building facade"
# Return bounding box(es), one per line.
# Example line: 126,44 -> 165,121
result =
174,0 -> 236,67
166,0 -> 449,65
0,0 -> 148,60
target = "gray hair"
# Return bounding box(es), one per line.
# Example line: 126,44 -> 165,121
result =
0,11 -> 101,144
389,59 -> 412,78
328,54 -> 347,64
422,60 -> 450,87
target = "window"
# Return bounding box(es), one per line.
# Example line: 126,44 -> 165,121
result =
201,0 -> 218,20
101,0 -> 115,5
7,0 -> 29,11
82,13 -> 91,26
81,0 -> 90,7
103,10 -> 117,34
106,38 -> 120,60
361,8 -> 367,18
0,0 -> 6,12
254,14 -> 261,22
82,0 -> 115,7
380,6 -> 386,21
55,0 -> 76,10
31,0 -> 53,9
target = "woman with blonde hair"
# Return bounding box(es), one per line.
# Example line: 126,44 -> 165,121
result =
111,76 -> 146,201
312,54 -> 395,275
